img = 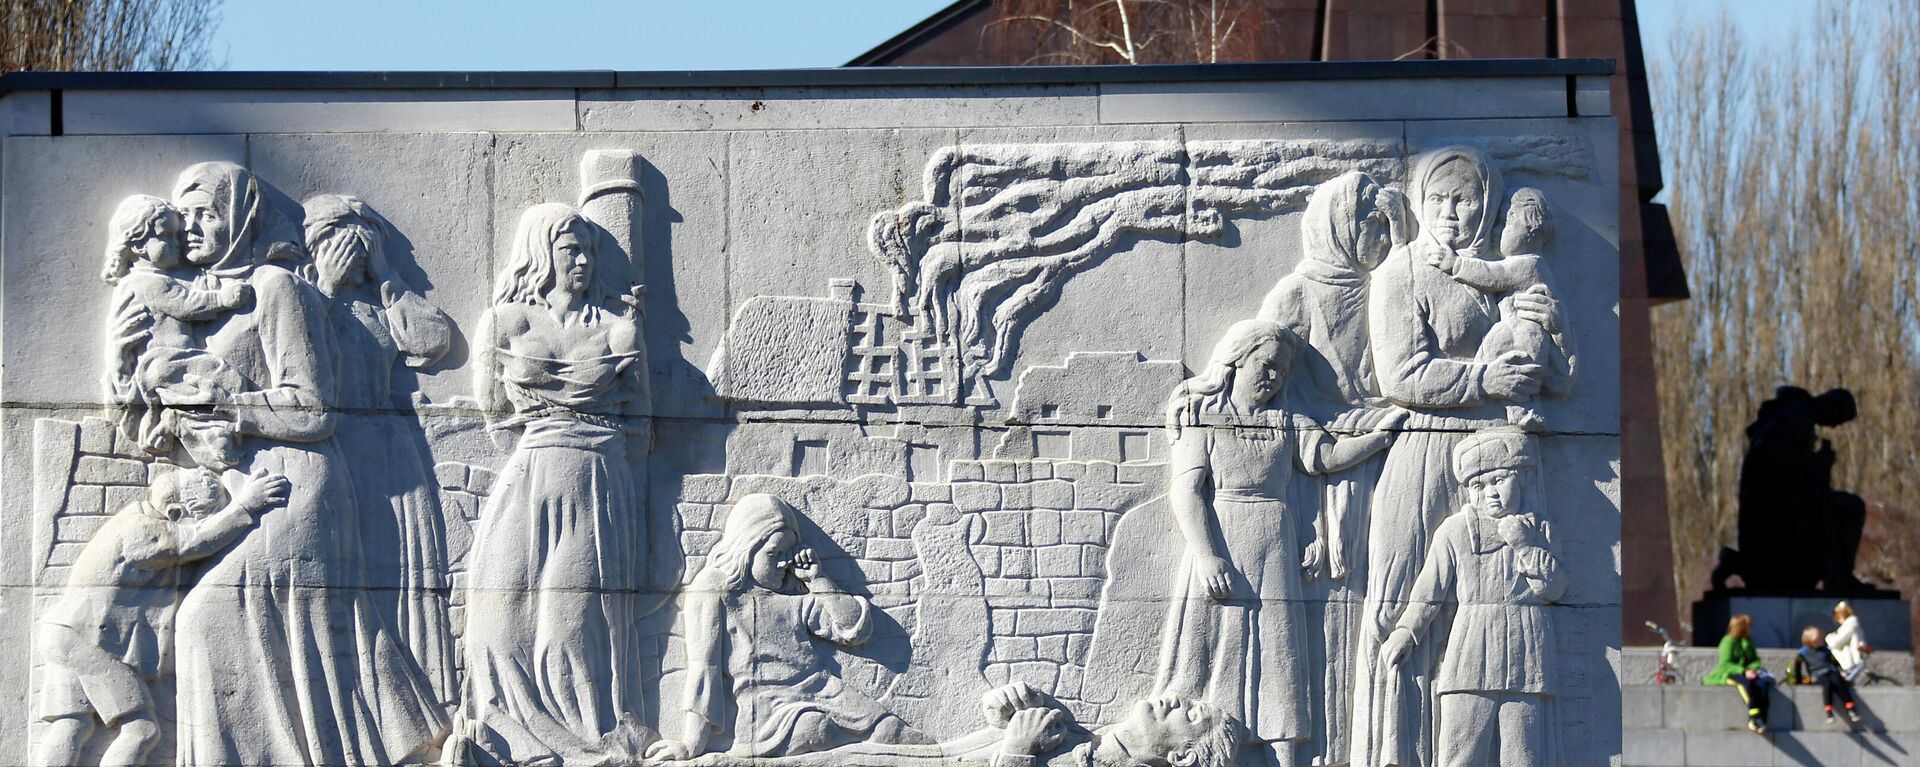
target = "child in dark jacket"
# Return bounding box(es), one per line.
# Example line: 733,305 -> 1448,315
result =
1792,626 -> 1861,725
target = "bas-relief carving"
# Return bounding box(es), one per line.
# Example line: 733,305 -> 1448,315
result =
26,133 -> 1608,767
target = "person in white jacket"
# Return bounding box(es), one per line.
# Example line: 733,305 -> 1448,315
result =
1826,601 -> 1868,683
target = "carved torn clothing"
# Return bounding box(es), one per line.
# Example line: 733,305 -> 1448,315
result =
1395,511 -> 1565,695
680,581 -> 921,757
458,418 -> 645,763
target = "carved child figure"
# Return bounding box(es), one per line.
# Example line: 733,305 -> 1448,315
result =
1425,188 -> 1573,430
650,493 -> 926,761
100,194 -> 250,390
34,466 -> 289,767
1381,427 -> 1565,767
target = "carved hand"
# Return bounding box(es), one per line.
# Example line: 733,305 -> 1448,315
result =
1498,514 -> 1544,550
311,234 -> 359,297
999,707 -> 1065,757
1511,285 -> 1560,333
1374,406 -> 1411,433
231,467 -> 291,513
1424,246 -> 1458,274
1300,538 -> 1326,580
645,739 -> 694,762
982,680 -> 1043,726
217,280 -> 253,310
1381,628 -> 1416,667
789,547 -> 821,585
1193,551 -> 1234,601
1482,351 -> 1545,400
1378,187 -> 1412,246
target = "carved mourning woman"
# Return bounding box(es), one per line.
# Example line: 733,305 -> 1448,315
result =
1351,146 -> 1570,767
1256,171 -> 1403,765
451,202 -> 653,764
164,162 -> 447,765
1158,319 -> 1401,757
302,194 -> 459,701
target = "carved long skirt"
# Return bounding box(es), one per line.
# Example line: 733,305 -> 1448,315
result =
173,440 -> 448,766
1351,427 -> 1468,767
1154,493 -> 1308,743
457,417 -> 644,762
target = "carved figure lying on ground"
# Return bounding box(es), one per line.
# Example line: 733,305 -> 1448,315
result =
1382,427 -> 1565,767
650,493 -> 927,761
684,681 -> 1242,767
1428,187 -> 1575,431
34,467 -> 288,767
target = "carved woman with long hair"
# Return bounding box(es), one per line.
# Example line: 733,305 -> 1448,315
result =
1157,319 -> 1402,759
450,202 -> 653,764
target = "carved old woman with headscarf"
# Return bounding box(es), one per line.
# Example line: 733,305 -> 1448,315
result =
165,161 -> 447,765
1351,146 -> 1570,767
1255,171 -> 1405,765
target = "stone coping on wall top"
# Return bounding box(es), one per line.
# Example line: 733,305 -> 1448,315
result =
0,57 -> 1615,94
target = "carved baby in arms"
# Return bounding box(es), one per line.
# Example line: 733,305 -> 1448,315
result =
102,195 -> 251,352
34,466 -> 288,767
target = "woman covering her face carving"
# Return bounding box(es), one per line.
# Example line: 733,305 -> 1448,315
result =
302,194 -> 461,703
165,162 -> 448,766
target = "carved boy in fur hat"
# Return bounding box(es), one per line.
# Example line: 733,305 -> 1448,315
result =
1381,427 -> 1565,767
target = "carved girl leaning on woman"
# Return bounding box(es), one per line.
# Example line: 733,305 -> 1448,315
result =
1156,319 -> 1405,760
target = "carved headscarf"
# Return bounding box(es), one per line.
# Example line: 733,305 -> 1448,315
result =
1407,145 -> 1504,260
170,161 -> 302,276
1296,171 -> 1383,289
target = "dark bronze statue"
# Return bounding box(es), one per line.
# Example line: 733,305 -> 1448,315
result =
1711,386 -> 1871,593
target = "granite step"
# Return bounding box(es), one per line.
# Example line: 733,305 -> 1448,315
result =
1624,684 -> 1920,766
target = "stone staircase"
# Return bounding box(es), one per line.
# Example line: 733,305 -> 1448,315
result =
1624,648 -> 1919,766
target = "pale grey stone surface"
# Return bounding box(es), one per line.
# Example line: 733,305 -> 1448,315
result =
0,72 -> 1623,767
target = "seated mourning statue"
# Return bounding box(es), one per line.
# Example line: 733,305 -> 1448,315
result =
651,493 -> 926,761
1712,386 -> 1871,592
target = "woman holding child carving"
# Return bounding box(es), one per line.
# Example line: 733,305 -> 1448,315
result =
162,162 -> 447,765
450,202 -> 653,764
1350,146 -> 1572,767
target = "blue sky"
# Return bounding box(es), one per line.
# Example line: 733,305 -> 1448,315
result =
220,0 -> 1804,72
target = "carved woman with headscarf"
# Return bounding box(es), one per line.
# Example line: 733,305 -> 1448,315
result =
303,193 -> 459,701
1350,146 -> 1570,767
1255,171 -> 1404,765
449,202 -> 653,764
165,162 -> 448,765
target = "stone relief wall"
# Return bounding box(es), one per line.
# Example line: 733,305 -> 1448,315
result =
1,79 -> 1622,767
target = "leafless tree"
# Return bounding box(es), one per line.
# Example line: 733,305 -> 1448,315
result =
1,0 -> 222,72
1653,0 -> 1920,644
985,0 -> 1277,65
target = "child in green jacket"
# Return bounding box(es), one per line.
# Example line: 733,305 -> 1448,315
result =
1704,614 -> 1772,733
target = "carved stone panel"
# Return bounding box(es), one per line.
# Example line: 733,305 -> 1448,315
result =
0,66 -> 1622,766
